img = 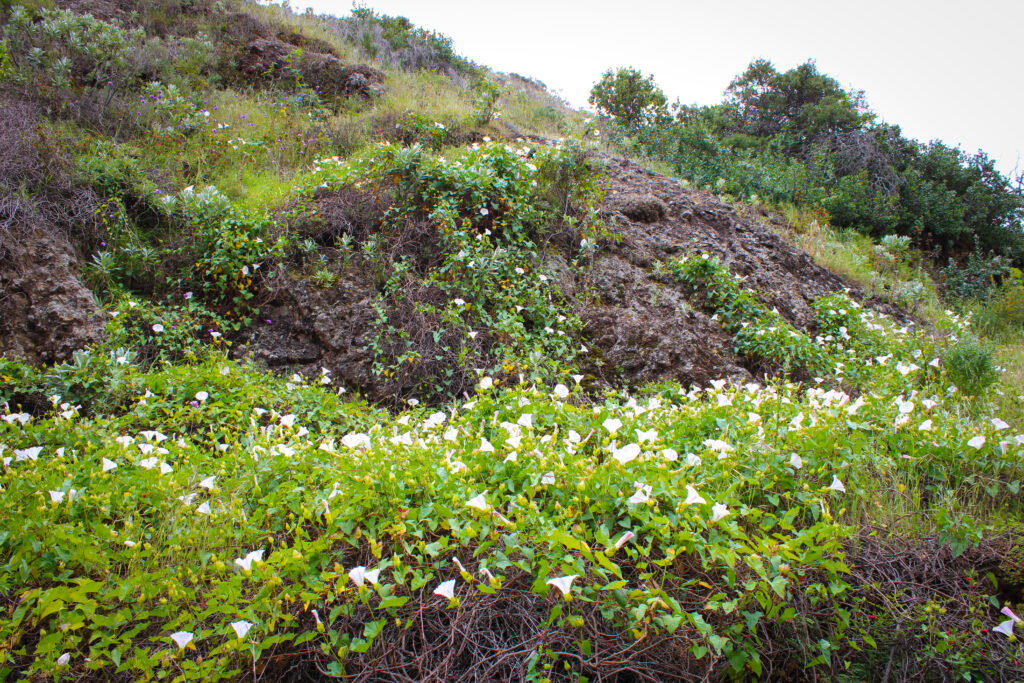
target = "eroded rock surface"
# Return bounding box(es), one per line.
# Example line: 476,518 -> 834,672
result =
561,157 -> 851,387
239,39 -> 386,99
0,230 -> 105,364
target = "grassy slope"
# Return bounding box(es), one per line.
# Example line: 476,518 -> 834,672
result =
1,1 -> 1024,680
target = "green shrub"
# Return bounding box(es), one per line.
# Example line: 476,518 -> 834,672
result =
939,251 -> 1011,301
974,270 -> 1024,339
943,336 -> 998,397
2,5 -> 143,95
588,66 -> 667,131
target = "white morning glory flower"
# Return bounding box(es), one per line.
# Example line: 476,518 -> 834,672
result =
612,443 -> 641,465
967,435 -> 986,450
711,502 -> 730,521
918,420 -> 933,432
613,531 -> 635,549
15,446 -> 41,461
829,476 -> 846,493
231,620 -> 253,639
170,631 -> 193,649
552,384 -> 569,399
466,493 -> 490,512
993,620 -> 1014,637
102,458 -> 117,472
517,414 -> 533,429
629,483 -> 652,505
546,574 -> 578,596
279,414 -> 296,428
662,448 -> 678,462
541,472 -> 556,485
636,429 -> 658,443
684,486 -> 706,505
789,453 -> 803,469
234,550 -> 264,571
602,418 -> 622,435
49,490 -> 65,503
195,391 -> 208,402
434,579 -> 456,599
57,652 -> 70,666
993,418 -> 1010,431
348,566 -> 368,586
152,324 -> 164,334
198,476 -> 216,490
196,502 -> 211,515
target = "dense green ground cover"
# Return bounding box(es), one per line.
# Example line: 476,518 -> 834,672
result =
3,279 -> 1024,679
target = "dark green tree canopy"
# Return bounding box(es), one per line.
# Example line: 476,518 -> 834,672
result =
725,59 -> 869,154
588,67 -> 667,131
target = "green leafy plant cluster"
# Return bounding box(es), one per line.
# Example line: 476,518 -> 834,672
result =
594,60 -> 1024,272
1,300 -> 1020,680
1,5 -> 143,95
305,137 -> 605,401
670,254 -> 829,374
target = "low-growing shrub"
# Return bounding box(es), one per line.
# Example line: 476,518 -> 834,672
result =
944,336 -> 999,397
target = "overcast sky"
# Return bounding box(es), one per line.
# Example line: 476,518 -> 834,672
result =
289,0 -> 1023,177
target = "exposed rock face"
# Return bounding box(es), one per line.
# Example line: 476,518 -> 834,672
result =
237,156 -> 856,395
564,157 -> 850,388
0,230 -> 105,364
239,38 -> 386,99
232,269 -> 386,400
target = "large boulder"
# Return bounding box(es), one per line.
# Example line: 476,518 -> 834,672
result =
0,229 -> 105,364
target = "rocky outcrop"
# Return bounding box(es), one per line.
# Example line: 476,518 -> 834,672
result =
232,268 -> 385,400
561,157 -> 851,387
239,38 -> 386,99
237,156 -> 857,395
0,229 -> 105,364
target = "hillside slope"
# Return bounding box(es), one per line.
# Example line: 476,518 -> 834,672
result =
1,2 -> 1023,682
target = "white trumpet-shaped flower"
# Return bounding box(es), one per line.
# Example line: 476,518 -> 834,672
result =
789,453 -> 803,469
102,458 -> 117,472
231,620 -> 253,639
629,483 -> 652,505
234,549 -> 264,571
465,493 -> 490,512
829,476 -> 846,493
433,579 -> 456,599
602,418 -> 622,434
198,476 -> 216,490
170,631 -> 193,649
612,442 -> 641,465
967,435 -> 986,450
711,503 -> 730,522
684,486 -> 706,505
546,574 -> 578,596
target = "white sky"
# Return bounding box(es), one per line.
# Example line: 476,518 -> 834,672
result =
290,0 -> 1023,177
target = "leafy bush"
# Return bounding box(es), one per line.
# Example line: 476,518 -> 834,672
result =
974,270 -> 1024,339
305,138 -> 605,401
588,67 -> 667,131
671,254 -> 828,374
1,6 -> 143,96
943,336 -> 999,397
939,250 -> 1011,301
328,6 -> 476,77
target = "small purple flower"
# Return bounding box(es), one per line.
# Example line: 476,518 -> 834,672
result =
190,400 -> 200,408
100,241 -> 106,247
266,319 -> 272,325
